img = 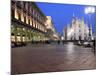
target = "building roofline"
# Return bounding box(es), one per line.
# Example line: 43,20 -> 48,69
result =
32,2 -> 47,19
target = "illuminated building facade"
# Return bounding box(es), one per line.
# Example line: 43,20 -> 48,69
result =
11,0 -> 47,45
45,16 -> 59,40
64,16 -> 91,41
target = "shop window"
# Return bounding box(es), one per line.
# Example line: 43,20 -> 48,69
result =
11,36 -> 15,42
17,36 -> 21,42
11,25 -> 14,34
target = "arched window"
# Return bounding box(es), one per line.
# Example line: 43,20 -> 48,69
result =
23,13 -> 26,23
21,9 -> 24,22
28,16 -> 30,25
11,6 -> 15,18
26,14 -> 29,24
30,17 -> 32,26
17,9 -> 21,20
15,6 -> 19,19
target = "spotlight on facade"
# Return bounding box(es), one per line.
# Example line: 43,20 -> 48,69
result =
67,28 -> 74,36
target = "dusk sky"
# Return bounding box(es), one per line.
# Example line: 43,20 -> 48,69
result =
36,2 -> 96,35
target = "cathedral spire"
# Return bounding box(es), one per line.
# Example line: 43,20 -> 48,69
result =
72,13 -> 76,19
73,13 -> 75,17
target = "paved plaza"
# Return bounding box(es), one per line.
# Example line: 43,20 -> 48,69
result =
11,42 -> 96,74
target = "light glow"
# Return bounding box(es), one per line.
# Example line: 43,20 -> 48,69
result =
67,28 -> 74,36
21,10 -> 24,22
15,8 -> 19,19
85,7 -> 95,14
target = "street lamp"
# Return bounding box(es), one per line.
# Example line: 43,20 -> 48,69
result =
85,6 -> 95,41
85,7 -> 95,14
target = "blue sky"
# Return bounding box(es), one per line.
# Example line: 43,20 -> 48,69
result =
36,2 -> 96,35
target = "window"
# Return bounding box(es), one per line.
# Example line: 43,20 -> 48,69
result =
28,16 -> 30,25
18,9 -> 21,20
32,9 -> 35,16
11,7 -> 14,18
34,11 -> 37,18
35,21 -> 37,28
21,10 -> 24,22
17,28 -> 21,36
33,19 -> 36,27
32,19 -> 34,27
11,36 -> 15,42
37,22 -> 38,29
28,2 -> 30,12
37,13 -> 39,20
17,36 -> 21,42
22,28 -> 25,36
20,1 -> 23,8
26,15 -> 28,24
38,24 -> 40,30
38,23 -> 40,29
30,17 -> 32,26
41,26 -> 43,31
39,25 -> 41,30
11,25 -> 14,35
23,2 -> 26,9
15,7 -> 19,19
25,2 -> 28,10
29,6 -> 32,14
23,13 -> 26,23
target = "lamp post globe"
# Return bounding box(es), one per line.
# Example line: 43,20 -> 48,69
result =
85,7 -> 95,41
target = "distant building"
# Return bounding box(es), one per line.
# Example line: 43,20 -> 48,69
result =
63,16 -> 92,41
45,16 -> 59,40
